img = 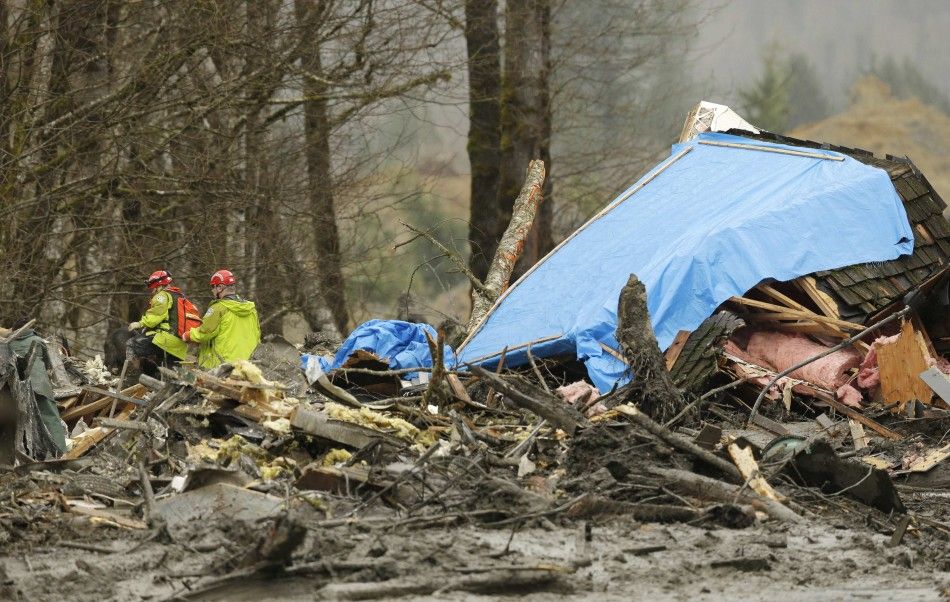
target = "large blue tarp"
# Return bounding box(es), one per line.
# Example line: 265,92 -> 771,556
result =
456,132 -> 915,392
302,319 -> 457,380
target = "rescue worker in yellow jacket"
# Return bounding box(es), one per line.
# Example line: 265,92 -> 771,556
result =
183,270 -> 260,368
128,270 -> 189,375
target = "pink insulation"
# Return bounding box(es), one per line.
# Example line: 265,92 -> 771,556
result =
726,330 -> 864,408
555,381 -> 606,417
745,331 -> 863,391
856,334 -> 899,389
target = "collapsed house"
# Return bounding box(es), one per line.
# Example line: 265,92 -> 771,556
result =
1,102 -> 949,599
457,105 -> 949,407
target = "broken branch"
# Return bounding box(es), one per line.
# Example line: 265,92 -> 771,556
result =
468,160 -> 546,332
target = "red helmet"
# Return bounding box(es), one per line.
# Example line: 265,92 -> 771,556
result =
146,270 -> 172,289
210,269 -> 235,287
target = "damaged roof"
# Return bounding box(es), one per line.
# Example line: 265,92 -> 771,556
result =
457,131 -> 920,392
734,129 -> 950,322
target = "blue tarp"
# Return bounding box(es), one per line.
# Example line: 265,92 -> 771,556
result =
456,132 -> 915,392
302,319 -> 457,380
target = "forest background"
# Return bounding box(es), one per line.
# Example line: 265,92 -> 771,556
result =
2,0 -> 948,357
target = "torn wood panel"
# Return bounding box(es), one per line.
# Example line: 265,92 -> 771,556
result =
63,404 -> 135,459
664,330 -> 691,371
848,419 -> 869,451
796,276 -> 841,319
61,384 -> 146,422
876,320 -> 933,412
906,443 -> 950,473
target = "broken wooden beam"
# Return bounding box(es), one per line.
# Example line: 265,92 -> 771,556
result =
81,385 -> 147,408
467,364 -> 586,434
61,384 -> 147,422
727,440 -> 784,501
614,404 -> 742,482
652,466 -> 802,523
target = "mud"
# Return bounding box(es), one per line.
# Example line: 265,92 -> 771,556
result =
1,509 -> 946,601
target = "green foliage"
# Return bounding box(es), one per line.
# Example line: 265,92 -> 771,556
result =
344,170 -> 468,322
868,57 -> 950,113
740,45 -> 830,133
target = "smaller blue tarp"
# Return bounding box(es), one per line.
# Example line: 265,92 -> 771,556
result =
301,319 -> 457,380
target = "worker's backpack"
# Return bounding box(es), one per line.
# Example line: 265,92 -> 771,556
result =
166,289 -> 202,339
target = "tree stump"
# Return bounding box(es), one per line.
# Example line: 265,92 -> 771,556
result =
615,274 -> 684,422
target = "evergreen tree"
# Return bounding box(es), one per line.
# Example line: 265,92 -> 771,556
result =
740,45 -> 830,133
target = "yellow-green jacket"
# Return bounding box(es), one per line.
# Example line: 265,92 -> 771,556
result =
138,287 -> 189,360
188,296 -> 260,368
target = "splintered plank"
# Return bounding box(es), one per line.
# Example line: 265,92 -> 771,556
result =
61,384 -> 147,422
848,419 -> 869,451
876,320 -> 933,412
663,330 -> 691,371
796,276 -> 841,319
730,296 -> 863,331
906,443 -> 950,473
727,441 -> 784,501
63,404 -> 135,459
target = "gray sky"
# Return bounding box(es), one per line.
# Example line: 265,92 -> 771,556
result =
691,0 -> 950,109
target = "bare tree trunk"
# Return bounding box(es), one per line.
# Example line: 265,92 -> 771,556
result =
464,0 -> 502,282
615,274 -> 684,423
296,0 -> 351,336
244,0 -> 283,336
499,0 -> 552,278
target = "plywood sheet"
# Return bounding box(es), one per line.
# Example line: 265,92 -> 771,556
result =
876,320 -> 933,412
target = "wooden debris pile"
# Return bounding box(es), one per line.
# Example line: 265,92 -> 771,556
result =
1,257 -> 944,563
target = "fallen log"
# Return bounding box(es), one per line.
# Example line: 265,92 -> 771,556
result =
614,404 -> 742,482
467,364 -> 587,434
468,160 -> 546,332
318,567 -> 565,600
651,466 -> 803,523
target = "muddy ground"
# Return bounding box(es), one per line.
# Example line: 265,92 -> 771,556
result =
1,487 -> 947,601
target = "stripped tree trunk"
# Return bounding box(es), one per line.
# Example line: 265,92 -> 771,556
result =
468,160 -> 545,332
615,274 -> 684,422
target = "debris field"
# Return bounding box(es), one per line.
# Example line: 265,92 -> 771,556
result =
1,117 -> 949,601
